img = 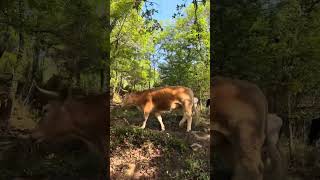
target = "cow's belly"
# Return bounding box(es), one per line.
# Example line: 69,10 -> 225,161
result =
154,101 -> 182,112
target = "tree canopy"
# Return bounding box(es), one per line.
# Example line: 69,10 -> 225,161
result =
110,0 -> 210,101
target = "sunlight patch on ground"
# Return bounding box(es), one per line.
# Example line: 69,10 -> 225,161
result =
110,140 -> 161,179
10,99 -> 37,130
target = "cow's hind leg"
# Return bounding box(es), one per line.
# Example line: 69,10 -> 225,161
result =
179,111 -> 192,132
155,112 -> 165,131
264,142 -> 284,180
185,100 -> 193,132
179,103 -> 193,132
179,114 -> 187,127
186,110 -> 192,132
233,127 -> 264,180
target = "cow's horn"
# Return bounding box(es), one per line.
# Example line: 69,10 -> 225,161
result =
33,80 -> 60,97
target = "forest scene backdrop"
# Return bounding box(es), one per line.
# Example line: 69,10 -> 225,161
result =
213,0 -> 320,179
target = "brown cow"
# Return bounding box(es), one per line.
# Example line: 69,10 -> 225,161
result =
31,94 -> 107,154
211,76 -> 268,180
122,86 -> 195,132
30,85 -> 108,179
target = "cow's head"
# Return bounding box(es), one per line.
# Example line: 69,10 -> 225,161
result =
121,93 -> 136,108
30,99 -> 70,143
33,81 -> 60,99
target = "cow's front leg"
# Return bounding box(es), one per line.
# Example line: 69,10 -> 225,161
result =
155,112 -> 165,131
141,112 -> 150,129
233,127 -> 264,180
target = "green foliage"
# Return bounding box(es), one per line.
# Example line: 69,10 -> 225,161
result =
157,2 -> 210,99
215,0 -> 320,114
0,0 -> 107,89
111,0 -> 209,99
185,156 -> 210,180
111,0 -> 160,91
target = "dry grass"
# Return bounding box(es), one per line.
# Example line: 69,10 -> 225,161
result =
9,98 -> 37,130
279,137 -> 320,180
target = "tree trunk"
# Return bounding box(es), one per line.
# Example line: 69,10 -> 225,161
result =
31,37 -> 40,82
38,48 -> 47,83
74,56 -> 81,88
154,66 -> 156,85
100,69 -> 105,91
0,32 -> 10,58
288,91 -> 294,161
76,71 -> 80,88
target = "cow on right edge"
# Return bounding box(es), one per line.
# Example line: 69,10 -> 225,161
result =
211,76 -> 284,180
308,117 -> 320,146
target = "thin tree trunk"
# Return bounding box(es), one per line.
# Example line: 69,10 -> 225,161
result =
288,91 -> 294,161
31,37 -> 40,82
74,56 -> 81,88
17,0 -> 24,62
100,69 -> 105,91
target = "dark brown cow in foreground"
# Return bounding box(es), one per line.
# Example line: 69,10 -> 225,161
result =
211,77 -> 268,180
30,85 -> 108,179
31,94 -> 107,154
122,86 -> 195,132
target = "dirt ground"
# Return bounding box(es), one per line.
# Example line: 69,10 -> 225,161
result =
110,105 -> 210,179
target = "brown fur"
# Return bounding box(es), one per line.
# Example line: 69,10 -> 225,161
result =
32,94 -> 107,153
31,93 -> 108,179
123,86 -> 195,132
211,76 -> 268,180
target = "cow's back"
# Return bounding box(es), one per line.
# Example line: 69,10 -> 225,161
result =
150,86 -> 194,111
211,76 -> 268,139
64,94 -> 107,138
